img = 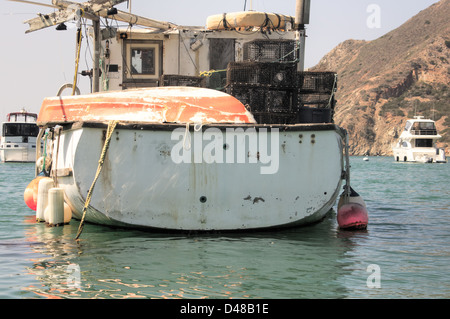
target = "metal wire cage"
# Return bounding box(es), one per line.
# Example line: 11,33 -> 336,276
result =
226,61 -> 297,88
243,40 -> 297,63
225,61 -> 337,125
298,72 -> 337,93
160,74 -> 206,87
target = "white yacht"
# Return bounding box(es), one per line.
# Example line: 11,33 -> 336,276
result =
0,109 -> 39,163
393,116 -> 447,163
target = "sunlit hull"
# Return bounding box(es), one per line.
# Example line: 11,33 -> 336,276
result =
53,123 -> 344,231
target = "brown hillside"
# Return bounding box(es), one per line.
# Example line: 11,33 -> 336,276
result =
312,0 -> 450,155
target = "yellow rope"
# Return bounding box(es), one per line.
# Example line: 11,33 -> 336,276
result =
75,120 -> 118,240
199,69 -> 226,77
72,28 -> 82,96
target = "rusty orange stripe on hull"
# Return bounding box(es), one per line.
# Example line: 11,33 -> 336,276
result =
37,87 -> 256,125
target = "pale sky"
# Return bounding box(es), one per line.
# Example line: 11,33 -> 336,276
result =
0,0 -> 440,121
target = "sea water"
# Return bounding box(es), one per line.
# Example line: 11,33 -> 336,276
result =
0,157 -> 449,299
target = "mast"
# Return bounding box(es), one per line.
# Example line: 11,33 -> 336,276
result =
92,19 -> 101,93
295,0 -> 310,71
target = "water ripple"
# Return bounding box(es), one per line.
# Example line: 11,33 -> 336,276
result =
1,159 -> 450,298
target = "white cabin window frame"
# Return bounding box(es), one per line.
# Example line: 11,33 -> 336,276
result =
124,41 -> 161,80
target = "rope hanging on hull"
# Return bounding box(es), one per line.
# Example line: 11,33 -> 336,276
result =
75,120 -> 118,240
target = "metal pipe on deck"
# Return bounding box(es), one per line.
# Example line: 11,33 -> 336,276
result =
93,19 -> 101,93
295,0 -> 310,72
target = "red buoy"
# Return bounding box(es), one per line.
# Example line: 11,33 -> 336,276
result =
337,203 -> 368,230
337,187 -> 368,230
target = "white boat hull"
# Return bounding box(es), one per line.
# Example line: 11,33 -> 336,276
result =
0,145 -> 36,162
393,147 -> 446,163
53,123 -> 344,231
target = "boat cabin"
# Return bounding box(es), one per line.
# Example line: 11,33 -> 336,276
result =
6,111 -> 37,123
99,26 -> 298,91
2,122 -> 39,141
92,13 -> 336,125
400,116 -> 441,147
404,119 -> 437,136
1,111 -> 39,143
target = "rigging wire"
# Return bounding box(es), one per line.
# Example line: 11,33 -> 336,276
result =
179,31 -> 199,73
105,13 -> 139,87
81,19 -> 94,92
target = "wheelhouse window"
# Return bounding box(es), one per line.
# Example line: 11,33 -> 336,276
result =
415,139 -> 433,147
2,123 -> 39,137
125,41 -> 161,80
404,122 -> 412,131
131,47 -> 155,75
411,122 -> 437,135
413,122 -> 435,130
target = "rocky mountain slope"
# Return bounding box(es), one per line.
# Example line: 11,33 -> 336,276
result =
312,0 -> 450,155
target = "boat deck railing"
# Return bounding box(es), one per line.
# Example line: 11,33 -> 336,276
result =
410,129 -> 438,136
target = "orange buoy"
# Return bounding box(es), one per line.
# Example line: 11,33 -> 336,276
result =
63,202 -> 72,224
24,176 -> 52,211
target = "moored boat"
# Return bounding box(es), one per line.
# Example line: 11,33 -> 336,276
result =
35,86 -> 346,231
392,116 -> 447,163
18,0 -> 361,234
0,109 -> 39,163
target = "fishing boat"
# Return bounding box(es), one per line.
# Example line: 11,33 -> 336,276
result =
392,116 -> 447,163
0,109 -> 39,163
19,0 -> 359,234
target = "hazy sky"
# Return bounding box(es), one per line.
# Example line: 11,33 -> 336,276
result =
0,0 -> 440,121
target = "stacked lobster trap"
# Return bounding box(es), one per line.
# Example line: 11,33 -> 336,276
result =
159,39 -> 337,125
226,40 -> 337,125
226,61 -> 299,124
226,64 -> 337,125
160,74 -> 206,87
